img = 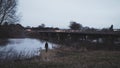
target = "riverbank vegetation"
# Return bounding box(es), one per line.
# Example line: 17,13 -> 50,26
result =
0,46 -> 120,68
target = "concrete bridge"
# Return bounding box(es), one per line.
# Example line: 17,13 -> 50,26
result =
27,29 -> 120,44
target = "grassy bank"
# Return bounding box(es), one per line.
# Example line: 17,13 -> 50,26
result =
0,46 -> 120,68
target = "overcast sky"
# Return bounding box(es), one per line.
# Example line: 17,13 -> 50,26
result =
18,0 -> 120,29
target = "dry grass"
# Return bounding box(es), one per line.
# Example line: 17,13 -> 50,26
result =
0,46 -> 120,68
40,46 -> 120,68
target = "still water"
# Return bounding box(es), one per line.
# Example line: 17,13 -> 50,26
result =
0,38 -> 57,60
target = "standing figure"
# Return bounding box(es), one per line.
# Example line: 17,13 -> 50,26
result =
45,42 -> 48,52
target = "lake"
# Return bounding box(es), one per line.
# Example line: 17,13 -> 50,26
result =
0,38 -> 58,60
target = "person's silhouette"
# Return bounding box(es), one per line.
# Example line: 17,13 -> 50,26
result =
45,42 -> 48,52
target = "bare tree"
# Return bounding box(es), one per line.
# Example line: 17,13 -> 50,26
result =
0,0 -> 19,25
38,23 -> 45,28
69,21 -> 82,30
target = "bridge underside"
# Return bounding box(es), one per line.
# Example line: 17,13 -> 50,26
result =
35,32 -> 120,45
26,31 -> 120,50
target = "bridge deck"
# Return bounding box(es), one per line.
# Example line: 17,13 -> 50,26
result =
33,30 -> 120,36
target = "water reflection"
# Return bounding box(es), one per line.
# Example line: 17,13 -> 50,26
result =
0,38 -> 57,60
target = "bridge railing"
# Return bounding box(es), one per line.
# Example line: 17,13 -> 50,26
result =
33,29 -> 119,32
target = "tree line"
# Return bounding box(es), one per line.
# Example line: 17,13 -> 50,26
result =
26,21 -> 115,32
69,21 -> 114,31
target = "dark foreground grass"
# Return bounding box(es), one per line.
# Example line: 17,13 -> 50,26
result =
0,47 -> 120,68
